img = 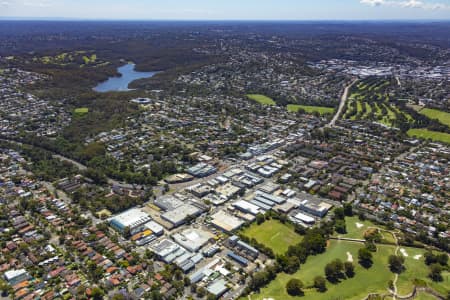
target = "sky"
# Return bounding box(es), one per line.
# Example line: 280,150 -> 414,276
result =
1,0 -> 450,20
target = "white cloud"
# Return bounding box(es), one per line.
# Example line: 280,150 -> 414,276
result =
360,0 -> 450,10
360,0 -> 386,6
1,1 -> 11,6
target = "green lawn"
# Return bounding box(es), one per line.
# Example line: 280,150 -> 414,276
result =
335,216 -> 378,240
418,108 -> 450,127
249,240 -> 397,300
334,216 -> 397,245
407,129 -> 450,145
74,107 -> 89,117
241,220 -> 303,255
247,94 -> 276,106
287,104 -> 335,115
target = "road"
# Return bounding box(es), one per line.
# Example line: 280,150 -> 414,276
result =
328,79 -> 358,127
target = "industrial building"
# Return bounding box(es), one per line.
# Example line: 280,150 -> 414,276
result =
108,208 -> 152,235
232,200 -> 262,215
207,278 -> 229,298
172,228 -> 213,252
186,163 -> 217,178
227,251 -> 248,266
210,210 -> 245,233
150,239 -> 203,273
228,235 -> 259,258
300,199 -> 333,217
3,269 -> 30,286
144,220 -> 164,236
161,203 -> 204,227
293,212 -> 315,225
215,183 -> 242,200
188,183 -> 212,198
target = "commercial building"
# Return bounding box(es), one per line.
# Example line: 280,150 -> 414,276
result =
108,208 -> 151,235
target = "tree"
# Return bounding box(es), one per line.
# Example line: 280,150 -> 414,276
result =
325,259 -> 344,283
358,247 -> 373,268
91,287 -> 105,300
424,251 -> 437,265
111,294 -> 126,300
334,207 -> 345,220
196,286 -> 207,298
256,213 -> 265,225
388,255 -> 405,274
286,278 -> 304,296
335,219 -> 347,234
313,276 -> 327,292
123,226 -> 131,238
436,253 -> 448,266
344,262 -> 355,278
286,256 -> 300,274
343,203 -> 353,216
429,264 -> 443,282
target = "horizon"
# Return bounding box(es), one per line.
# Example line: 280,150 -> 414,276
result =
1,0 -> 450,21
1,17 -> 450,23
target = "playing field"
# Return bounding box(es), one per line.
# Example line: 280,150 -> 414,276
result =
248,240 -> 397,300
407,129 -> 450,145
287,104 -> 335,115
241,219 -> 303,255
418,108 -> 450,127
246,94 -> 276,106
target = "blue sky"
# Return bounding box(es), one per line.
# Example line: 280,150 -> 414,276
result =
1,0 -> 450,20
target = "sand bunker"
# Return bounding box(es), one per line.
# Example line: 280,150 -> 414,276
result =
400,248 -> 409,257
413,255 -> 422,260
347,252 -> 354,262
356,222 -> 364,229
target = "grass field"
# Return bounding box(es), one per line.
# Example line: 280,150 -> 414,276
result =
74,107 -> 89,117
333,216 -> 397,244
336,216 -> 376,240
247,94 -> 276,106
418,108 -> 450,127
248,240 -> 397,300
241,220 -> 303,255
287,104 -> 335,115
247,240 -> 449,300
396,247 -> 450,296
407,129 -> 450,145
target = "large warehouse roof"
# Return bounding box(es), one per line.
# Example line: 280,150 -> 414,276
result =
109,208 -> 151,231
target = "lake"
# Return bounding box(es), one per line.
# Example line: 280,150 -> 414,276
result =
94,63 -> 157,92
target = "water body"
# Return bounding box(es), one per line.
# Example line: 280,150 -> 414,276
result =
94,63 -> 157,92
